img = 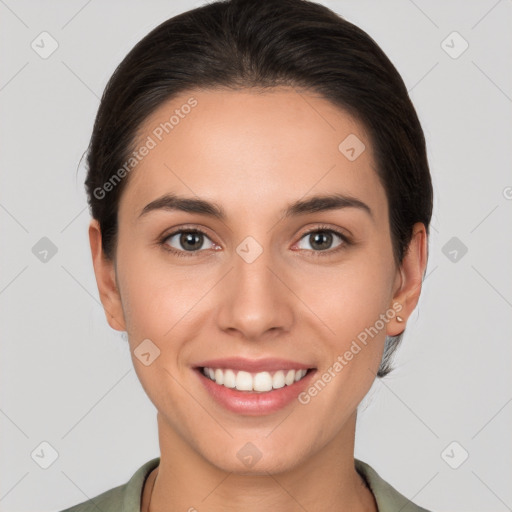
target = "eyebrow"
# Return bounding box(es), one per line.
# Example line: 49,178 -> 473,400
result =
138,192 -> 373,221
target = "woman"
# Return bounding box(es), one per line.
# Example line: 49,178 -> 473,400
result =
61,0 -> 433,510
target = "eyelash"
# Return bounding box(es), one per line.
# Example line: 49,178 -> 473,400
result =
158,224 -> 351,258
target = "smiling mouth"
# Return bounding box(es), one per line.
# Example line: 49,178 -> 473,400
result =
196,366 -> 316,393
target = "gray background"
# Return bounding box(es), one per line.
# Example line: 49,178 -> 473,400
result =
1,0 -> 511,511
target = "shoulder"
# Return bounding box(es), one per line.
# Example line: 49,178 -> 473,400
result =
58,457 -> 160,512
355,458 -> 434,512
58,485 -> 125,512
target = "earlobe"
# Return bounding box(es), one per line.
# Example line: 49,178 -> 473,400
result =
387,222 -> 428,337
88,219 -> 127,332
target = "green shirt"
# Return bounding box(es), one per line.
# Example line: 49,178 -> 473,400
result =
59,457 -> 432,511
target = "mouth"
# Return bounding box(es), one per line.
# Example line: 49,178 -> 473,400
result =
191,356 -> 318,414
193,364 -> 318,415
195,366 -> 316,393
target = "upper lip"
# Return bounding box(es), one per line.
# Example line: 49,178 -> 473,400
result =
194,357 -> 316,373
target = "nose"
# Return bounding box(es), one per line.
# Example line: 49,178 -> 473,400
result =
215,244 -> 295,341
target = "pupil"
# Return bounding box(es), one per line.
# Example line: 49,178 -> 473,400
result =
311,231 -> 332,250
181,232 -> 202,251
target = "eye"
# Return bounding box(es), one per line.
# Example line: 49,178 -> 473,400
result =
295,226 -> 350,255
160,228 -> 216,256
159,225 -> 351,258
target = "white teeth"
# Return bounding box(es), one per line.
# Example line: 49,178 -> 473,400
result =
253,371 -> 273,392
272,370 -> 285,389
214,368 -> 224,385
223,369 -> 236,388
202,367 -> 309,392
285,369 -> 296,385
236,371 -> 254,391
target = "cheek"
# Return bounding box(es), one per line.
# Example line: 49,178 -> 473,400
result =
314,259 -> 394,332
116,246 -> 202,331
305,255 -> 395,387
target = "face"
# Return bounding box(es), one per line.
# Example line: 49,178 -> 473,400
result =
91,87 -> 423,475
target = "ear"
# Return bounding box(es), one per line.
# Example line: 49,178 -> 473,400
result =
387,222 -> 428,337
88,219 -> 126,331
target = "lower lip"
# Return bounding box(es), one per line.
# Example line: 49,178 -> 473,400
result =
194,368 -> 317,416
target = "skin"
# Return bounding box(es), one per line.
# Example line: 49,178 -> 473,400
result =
89,87 -> 427,512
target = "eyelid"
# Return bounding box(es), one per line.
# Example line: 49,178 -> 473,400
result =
297,223 -> 351,240
160,224 -> 216,242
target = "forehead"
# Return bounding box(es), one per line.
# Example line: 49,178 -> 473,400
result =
120,87 -> 386,222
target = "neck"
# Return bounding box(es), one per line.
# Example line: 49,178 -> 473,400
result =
144,411 -> 377,512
